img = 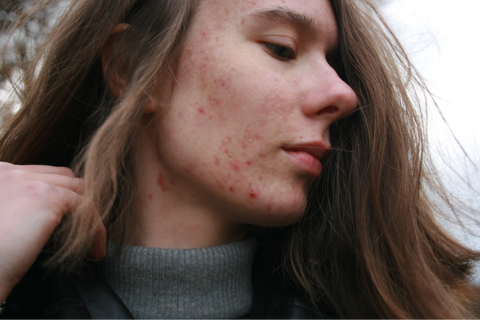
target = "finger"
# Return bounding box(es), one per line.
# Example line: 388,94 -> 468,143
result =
30,173 -> 85,194
0,162 -> 75,177
1,171 -> 85,195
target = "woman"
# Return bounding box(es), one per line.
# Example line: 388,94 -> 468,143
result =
0,0 -> 477,318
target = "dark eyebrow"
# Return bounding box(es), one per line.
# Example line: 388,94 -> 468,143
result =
249,7 -> 315,34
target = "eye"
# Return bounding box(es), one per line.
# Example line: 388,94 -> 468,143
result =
263,43 -> 296,61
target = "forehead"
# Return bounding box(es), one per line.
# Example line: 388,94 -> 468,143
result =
196,0 -> 338,45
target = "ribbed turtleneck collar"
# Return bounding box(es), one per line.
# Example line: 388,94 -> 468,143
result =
100,237 -> 257,319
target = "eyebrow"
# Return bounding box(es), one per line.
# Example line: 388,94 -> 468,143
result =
249,7 -> 316,35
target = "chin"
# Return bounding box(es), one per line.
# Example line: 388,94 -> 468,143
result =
243,200 -> 307,228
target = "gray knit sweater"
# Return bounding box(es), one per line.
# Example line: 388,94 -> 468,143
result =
99,237 -> 257,319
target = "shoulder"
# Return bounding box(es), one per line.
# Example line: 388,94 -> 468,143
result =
250,243 -> 338,319
2,262 -> 133,319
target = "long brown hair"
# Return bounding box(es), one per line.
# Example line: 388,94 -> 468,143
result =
0,0 -> 478,318
284,0 -> 479,318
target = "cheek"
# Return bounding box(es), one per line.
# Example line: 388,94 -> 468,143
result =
160,33 -> 309,221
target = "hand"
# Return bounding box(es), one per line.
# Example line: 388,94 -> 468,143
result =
0,162 -> 106,302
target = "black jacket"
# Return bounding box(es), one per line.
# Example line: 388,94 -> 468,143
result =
2,250 -> 336,319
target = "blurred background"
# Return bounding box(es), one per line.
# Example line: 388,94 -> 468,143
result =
379,0 -> 480,272
377,0 -> 480,312
0,0 -> 479,313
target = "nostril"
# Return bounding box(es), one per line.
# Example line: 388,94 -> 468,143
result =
317,106 -> 338,115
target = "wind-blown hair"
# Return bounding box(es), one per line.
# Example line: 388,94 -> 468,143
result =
0,0 -> 478,318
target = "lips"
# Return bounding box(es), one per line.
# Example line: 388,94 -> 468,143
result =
282,142 -> 330,176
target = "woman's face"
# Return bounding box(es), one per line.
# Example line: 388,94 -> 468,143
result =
146,0 -> 358,227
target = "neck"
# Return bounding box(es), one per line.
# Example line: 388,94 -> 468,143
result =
126,130 -> 248,248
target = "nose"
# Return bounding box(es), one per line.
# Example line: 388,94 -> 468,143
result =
301,62 -> 358,121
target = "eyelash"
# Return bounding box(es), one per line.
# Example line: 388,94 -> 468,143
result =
263,43 -> 296,61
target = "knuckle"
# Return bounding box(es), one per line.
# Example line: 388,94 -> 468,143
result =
20,180 -> 54,199
2,169 -> 27,183
57,167 -> 75,177
73,178 -> 85,192
0,162 -> 12,173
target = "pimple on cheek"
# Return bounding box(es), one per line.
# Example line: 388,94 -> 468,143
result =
248,182 -> 259,199
198,107 -> 205,114
229,159 -> 241,172
208,93 -> 221,106
214,156 -> 221,165
223,149 -> 233,158
148,194 -> 153,201
221,136 -> 232,147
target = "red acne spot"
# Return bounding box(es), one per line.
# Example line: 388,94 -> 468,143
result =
198,107 -> 205,114
209,116 -> 213,120
220,80 -> 226,87
222,137 -> 232,147
214,156 -> 220,165
259,177 -> 263,181
246,160 -> 252,165
202,32 -> 207,37
241,18 -> 245,25
182,167 -> 190,174
208,93 -> 221,106
230,160 -> 241,172
259,154 -> 265,158
249,190 -> 257,198
148,194 -> 153,201
224,149 -> 233,157
229,186 -> 235,192
157,174 -> 167,192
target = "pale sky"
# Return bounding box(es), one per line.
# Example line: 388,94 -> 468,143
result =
381,0 -> 480,280
381,0 -> 480,159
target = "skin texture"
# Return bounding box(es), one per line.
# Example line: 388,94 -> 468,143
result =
129,0 -> 358,248
0,0 -> 357,302
0,163 -> 106,302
